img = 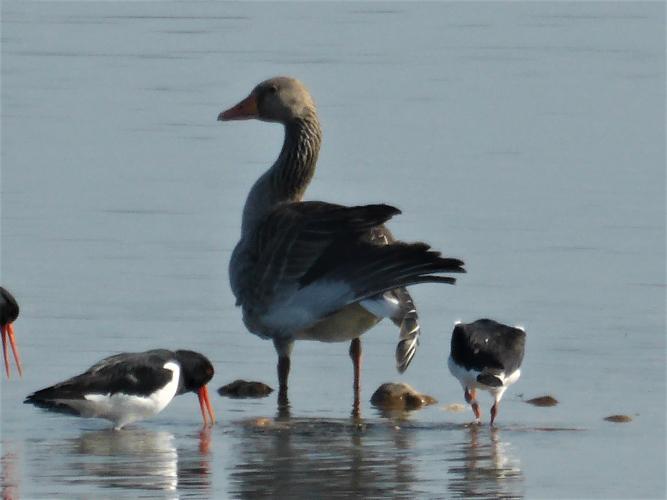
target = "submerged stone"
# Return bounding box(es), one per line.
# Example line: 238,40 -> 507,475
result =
604,415 -> 633,423
251,417 -> 273,427
218,379 -> 274,398
525,395 -> 559,407
441,403 -> 467,413
370,382 -> 437,411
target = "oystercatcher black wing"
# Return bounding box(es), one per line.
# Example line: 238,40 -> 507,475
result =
25,350 -> 179,428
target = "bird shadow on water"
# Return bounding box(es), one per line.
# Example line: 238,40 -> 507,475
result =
16,426 -> 212,497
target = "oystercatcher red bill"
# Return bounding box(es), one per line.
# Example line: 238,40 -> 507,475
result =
197,385 -> 216,426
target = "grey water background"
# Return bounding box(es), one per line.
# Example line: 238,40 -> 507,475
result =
1,1 -> 664,498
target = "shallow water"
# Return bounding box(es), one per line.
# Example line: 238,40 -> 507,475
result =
1,1 -> 665,498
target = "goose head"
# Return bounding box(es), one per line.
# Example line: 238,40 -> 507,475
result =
218,76 -> 316,124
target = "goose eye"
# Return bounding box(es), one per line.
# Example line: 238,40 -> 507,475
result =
268,84 -> 278,94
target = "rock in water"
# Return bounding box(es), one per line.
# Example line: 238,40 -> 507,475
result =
524,395 -> 559,407
218,379 -> 274,398
442,403 -> 467,413
604,415 -> 633,423
370,382 -> 437,411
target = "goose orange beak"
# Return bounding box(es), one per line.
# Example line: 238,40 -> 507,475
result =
1,323 -> 23,378
218,93 -> 258,121
197,385 -> 216,426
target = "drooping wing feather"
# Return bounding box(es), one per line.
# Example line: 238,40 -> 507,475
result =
388,286 -> 420,373
361,226 -> 423,373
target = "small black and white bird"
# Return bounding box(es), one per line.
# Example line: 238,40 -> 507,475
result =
448,319 -> 526,425
25,349 -> 216,430
0,286 -> 23,379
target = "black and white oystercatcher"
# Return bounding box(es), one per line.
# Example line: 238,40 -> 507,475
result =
25,349 -> 216,430
448,319 -> 526,425
0,286 -> 23,378
218,76 -> 465,407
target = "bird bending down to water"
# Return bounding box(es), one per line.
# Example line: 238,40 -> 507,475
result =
25,349 -> 216,430
448,319 -> 526,425
0,286 -> 23,378
218,76 -> 465,407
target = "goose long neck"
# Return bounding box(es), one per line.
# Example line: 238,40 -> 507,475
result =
274,111 -> 322,201
241,110 -> 322,236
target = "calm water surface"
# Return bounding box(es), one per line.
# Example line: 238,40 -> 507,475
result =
1,2 -> 665,498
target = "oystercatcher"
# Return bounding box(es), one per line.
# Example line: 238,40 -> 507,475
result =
0,286 -> 22,378
25,349 -> 216,430
448,319 -> 526,425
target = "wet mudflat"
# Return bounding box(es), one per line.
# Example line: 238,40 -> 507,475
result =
1,1 -> 664,498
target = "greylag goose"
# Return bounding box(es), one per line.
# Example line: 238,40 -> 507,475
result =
448,319 -> 526,425
1,286 -> 22,378
218,76 -> 465,406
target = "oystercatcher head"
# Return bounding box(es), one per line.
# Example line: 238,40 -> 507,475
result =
0,286 -> 22,378
173,349 -> 216,425
448,319 -> 526,426
25,349 -> 216,430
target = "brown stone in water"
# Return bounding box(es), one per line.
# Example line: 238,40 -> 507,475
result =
442,403 -> 467,413
370,382 -> 437,411
218,379 -> 274,398
252,417 -> 273,427
525,395 -> 559,407
604,415 -> 633,423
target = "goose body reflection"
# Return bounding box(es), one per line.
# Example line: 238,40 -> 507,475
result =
229,417 -> 419,498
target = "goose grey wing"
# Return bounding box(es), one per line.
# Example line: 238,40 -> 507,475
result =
241,201 -> 463,335
240,202 -> 401,309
